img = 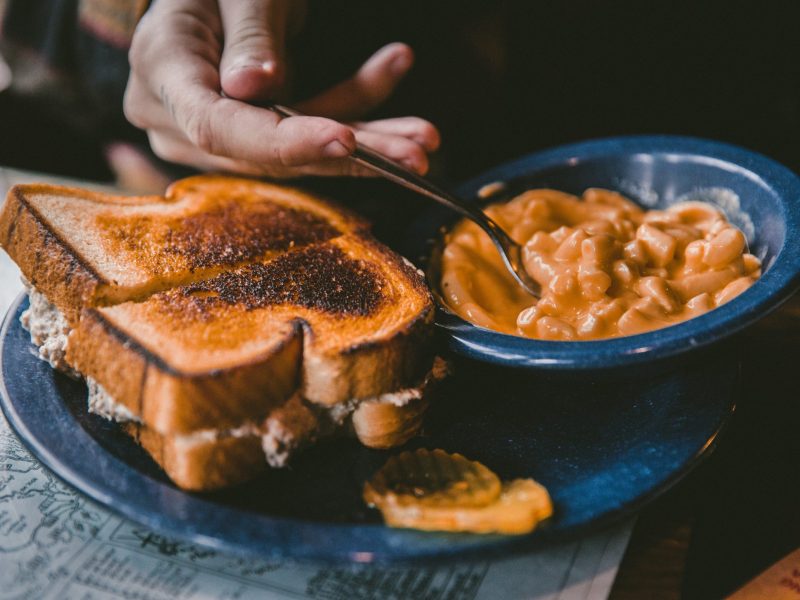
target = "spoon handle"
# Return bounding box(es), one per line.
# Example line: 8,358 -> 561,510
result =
350,145 -> 541,296
351,143 -> 493,227
268,103 -> 538,296
269,103 -> 492,228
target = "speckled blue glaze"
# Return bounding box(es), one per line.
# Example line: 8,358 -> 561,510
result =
406,136 -> 800,369
1,294 -> 737,563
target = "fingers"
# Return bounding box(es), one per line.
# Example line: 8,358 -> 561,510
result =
123,74 -> 176,131
133,80 -> 435,176
146,120 -> 436,178
125,1 -> 438,178
133,6 -> 357,168
173,89 -> 356,165
147,130 -> 265,175
218,0 -> 289,100
354,129 -> 430,174
104,142 -> 172,194
297,42 -> 414,121
142,35 -> 358,164
147,129 -> 375,177
355,117 -> 440,152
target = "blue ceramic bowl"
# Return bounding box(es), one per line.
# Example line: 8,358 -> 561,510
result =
408,135 -> 800,370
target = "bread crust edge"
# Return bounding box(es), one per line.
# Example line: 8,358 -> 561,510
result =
0,185 -> 107,323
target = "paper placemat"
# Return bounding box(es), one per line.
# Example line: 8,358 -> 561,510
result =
0,407 -> 631,600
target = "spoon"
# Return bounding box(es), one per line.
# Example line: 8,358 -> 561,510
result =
268,103 -> 541,297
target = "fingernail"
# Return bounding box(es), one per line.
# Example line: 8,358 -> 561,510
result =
322,140 -> 351,158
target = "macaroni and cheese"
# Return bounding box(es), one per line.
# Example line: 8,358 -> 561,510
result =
440,188 -> 761,340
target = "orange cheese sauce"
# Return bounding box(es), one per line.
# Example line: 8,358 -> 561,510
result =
440,188 -> 762,340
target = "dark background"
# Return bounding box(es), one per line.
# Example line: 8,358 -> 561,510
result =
2,1 -> 800,183
293,0 -> 800,179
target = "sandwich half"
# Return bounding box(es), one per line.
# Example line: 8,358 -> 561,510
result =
1,175 -> 443,490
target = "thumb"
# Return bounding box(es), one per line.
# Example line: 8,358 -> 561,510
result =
219,0 -> 288,101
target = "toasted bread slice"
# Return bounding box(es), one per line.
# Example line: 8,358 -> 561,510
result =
67,235 -> 434,433
0,176 -> 367,322
3,174 -> 440,489
124,422 -> 268,491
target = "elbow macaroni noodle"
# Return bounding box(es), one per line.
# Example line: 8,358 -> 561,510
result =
440,188 -> 761,340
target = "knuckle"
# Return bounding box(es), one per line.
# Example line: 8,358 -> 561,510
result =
122,103 -> 142,129
122,85 -> 146,128
127,35 -> 146,70
128,14 -> 156,69
147,133 -> 176,162
130,9 -> 220,71
273,119 -> 329,168
316,120 -> 348,142
273,144 -> 296,168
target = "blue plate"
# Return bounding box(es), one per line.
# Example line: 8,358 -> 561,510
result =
1,294 -> 736,563
406,135 -> 800,370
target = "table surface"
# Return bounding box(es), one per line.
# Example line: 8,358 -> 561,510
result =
1,166 -> 797,599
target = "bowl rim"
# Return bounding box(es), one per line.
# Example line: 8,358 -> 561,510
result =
429,134 -> 800,369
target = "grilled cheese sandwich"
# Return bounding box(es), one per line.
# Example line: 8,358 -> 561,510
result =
1,175 -> 443,490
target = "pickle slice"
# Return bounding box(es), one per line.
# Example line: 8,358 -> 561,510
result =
377,478 -> 553,535
363,448 -> 502,509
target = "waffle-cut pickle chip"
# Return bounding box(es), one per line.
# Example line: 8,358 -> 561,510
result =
375,478 -> 553,534
364,450 -> 553,534
363,448 -> 502,508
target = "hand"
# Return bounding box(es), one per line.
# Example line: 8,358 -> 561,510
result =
123,0 -> 440,178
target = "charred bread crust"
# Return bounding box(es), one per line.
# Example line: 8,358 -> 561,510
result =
300,235 -> 435,405
0,178 -> 369,319
69,308 -> 303,434
301,308 -> 434,406
122,422 -> 267,491
70,234 -> 434,431
166,175 -> 373,234
0,186 -> 106,323
6,175 -> 437,436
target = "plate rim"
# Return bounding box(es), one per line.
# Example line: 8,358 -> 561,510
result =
0,288 -> 735,565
